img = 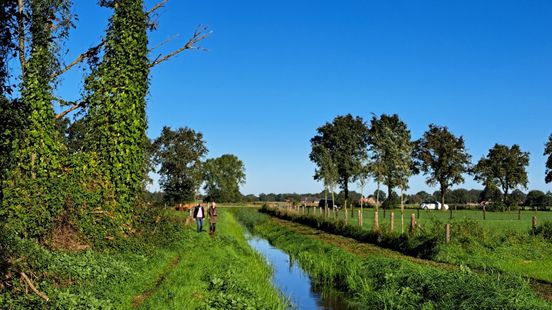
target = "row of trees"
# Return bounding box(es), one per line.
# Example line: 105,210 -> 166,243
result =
0,1 -> 209,241
310,113 -> 552,211
151,126 -> 246,204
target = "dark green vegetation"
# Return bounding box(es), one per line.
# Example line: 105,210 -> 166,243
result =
310,114 -> 370,207
0,209 -> 286,309
234,208 -> 551,309
203,154 -> 246,202
152,126 -> 208,203
414,124 -> 471,206
473,144 -> 530,206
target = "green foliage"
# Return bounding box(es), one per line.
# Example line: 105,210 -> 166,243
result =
237,209 -> 550,309
368,114 -> 415,204
310,114 -> 370,201
152,126 -> 208,203
534,220 -> 552,241
203,154 -> 246,203
84,0 -> 150,225
473,144 -> 530,205
415,124 -> 471,205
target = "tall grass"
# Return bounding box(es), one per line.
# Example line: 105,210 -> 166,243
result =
235,208 -> 551,309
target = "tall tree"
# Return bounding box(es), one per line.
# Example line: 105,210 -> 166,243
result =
310,114 -> 369,210
152,126 -> 208,204
368,114 -> 414,210
473,144 -> 529,205
203,154 -> 246,203
544,134 -> 552,184
415,124 -> 471,207
312,146 -> 339,208
84,0 -> 150,219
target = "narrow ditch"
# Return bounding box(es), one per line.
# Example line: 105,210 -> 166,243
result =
246,233 -> 358,310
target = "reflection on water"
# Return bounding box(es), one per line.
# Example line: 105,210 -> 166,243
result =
247,236 -> 358,310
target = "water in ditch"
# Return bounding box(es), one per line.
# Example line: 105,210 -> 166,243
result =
247,235 -> 358,310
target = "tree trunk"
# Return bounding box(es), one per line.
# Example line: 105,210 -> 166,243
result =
345,181 -> 351,218
376,181 -> 380,212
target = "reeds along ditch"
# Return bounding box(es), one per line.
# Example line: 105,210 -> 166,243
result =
233,208 -> 551,309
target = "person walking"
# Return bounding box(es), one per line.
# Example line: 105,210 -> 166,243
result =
208,201 -> 218,235
193,203 -> 205,233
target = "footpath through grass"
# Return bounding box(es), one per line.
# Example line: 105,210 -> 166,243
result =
232,208 -> 552,309
0,209 -> 286,309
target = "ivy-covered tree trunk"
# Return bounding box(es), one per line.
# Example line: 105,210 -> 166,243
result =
85,0 -> 149,226
0,0 -> 66,239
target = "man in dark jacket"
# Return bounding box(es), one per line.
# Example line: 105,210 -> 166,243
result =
193,204 -> 205,233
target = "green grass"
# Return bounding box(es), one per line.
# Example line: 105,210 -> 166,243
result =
0,209 -> 286,309
233,208 -> 551,309
315,207 -> 552,233
140,210 -> 286,309
268,206 -> 552,284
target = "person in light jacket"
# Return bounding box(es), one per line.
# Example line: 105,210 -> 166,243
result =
193,204 -> 205,233
208,201 -> 217,235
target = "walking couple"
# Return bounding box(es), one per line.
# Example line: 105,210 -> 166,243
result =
193,201 -> 217,234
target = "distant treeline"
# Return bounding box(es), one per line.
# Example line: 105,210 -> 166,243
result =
147,188 -> 552,209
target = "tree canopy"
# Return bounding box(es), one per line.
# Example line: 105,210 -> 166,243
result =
310,114 -> 369,205
415,124 -> 471,205
368,114 -> 414,207
473,144 -> 529,205
152,126 -> 208,204
203,154 -> 246,203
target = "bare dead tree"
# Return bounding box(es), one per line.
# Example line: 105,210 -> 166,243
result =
150,26 -> 211,67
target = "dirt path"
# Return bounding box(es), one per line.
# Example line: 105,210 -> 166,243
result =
131,255 -> 181,308
270,217 -> 552,302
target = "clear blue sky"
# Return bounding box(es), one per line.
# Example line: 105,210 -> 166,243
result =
56,0 -> 552,195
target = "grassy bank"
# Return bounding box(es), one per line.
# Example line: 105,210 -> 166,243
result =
233,208 -> 552,309
0,209 -> 286,309
263,205 -> 552,283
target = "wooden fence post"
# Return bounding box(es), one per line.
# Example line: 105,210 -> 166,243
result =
345,208 -> 349,225
518,208 -> 521,220
390,212 -> 395,232
449,207 -> 453,220
483,205 -> 486,220
358,210 -> 362,226
532,216 -> 537,235
445,224 -> 451,243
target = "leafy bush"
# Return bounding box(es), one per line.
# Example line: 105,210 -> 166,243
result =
534,220 -> 552,241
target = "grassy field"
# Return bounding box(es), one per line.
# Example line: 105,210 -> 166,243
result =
1,209 -> 286,309
310,207 -> 552,233
232,208 -> 552,309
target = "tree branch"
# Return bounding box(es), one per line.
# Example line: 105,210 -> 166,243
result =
146,0 -> 169,15
17,0 -> 25,76
150,27 -> 211,68
20,272 -> 49,302
52,41 -> 105,79
55,101 -> 84,120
